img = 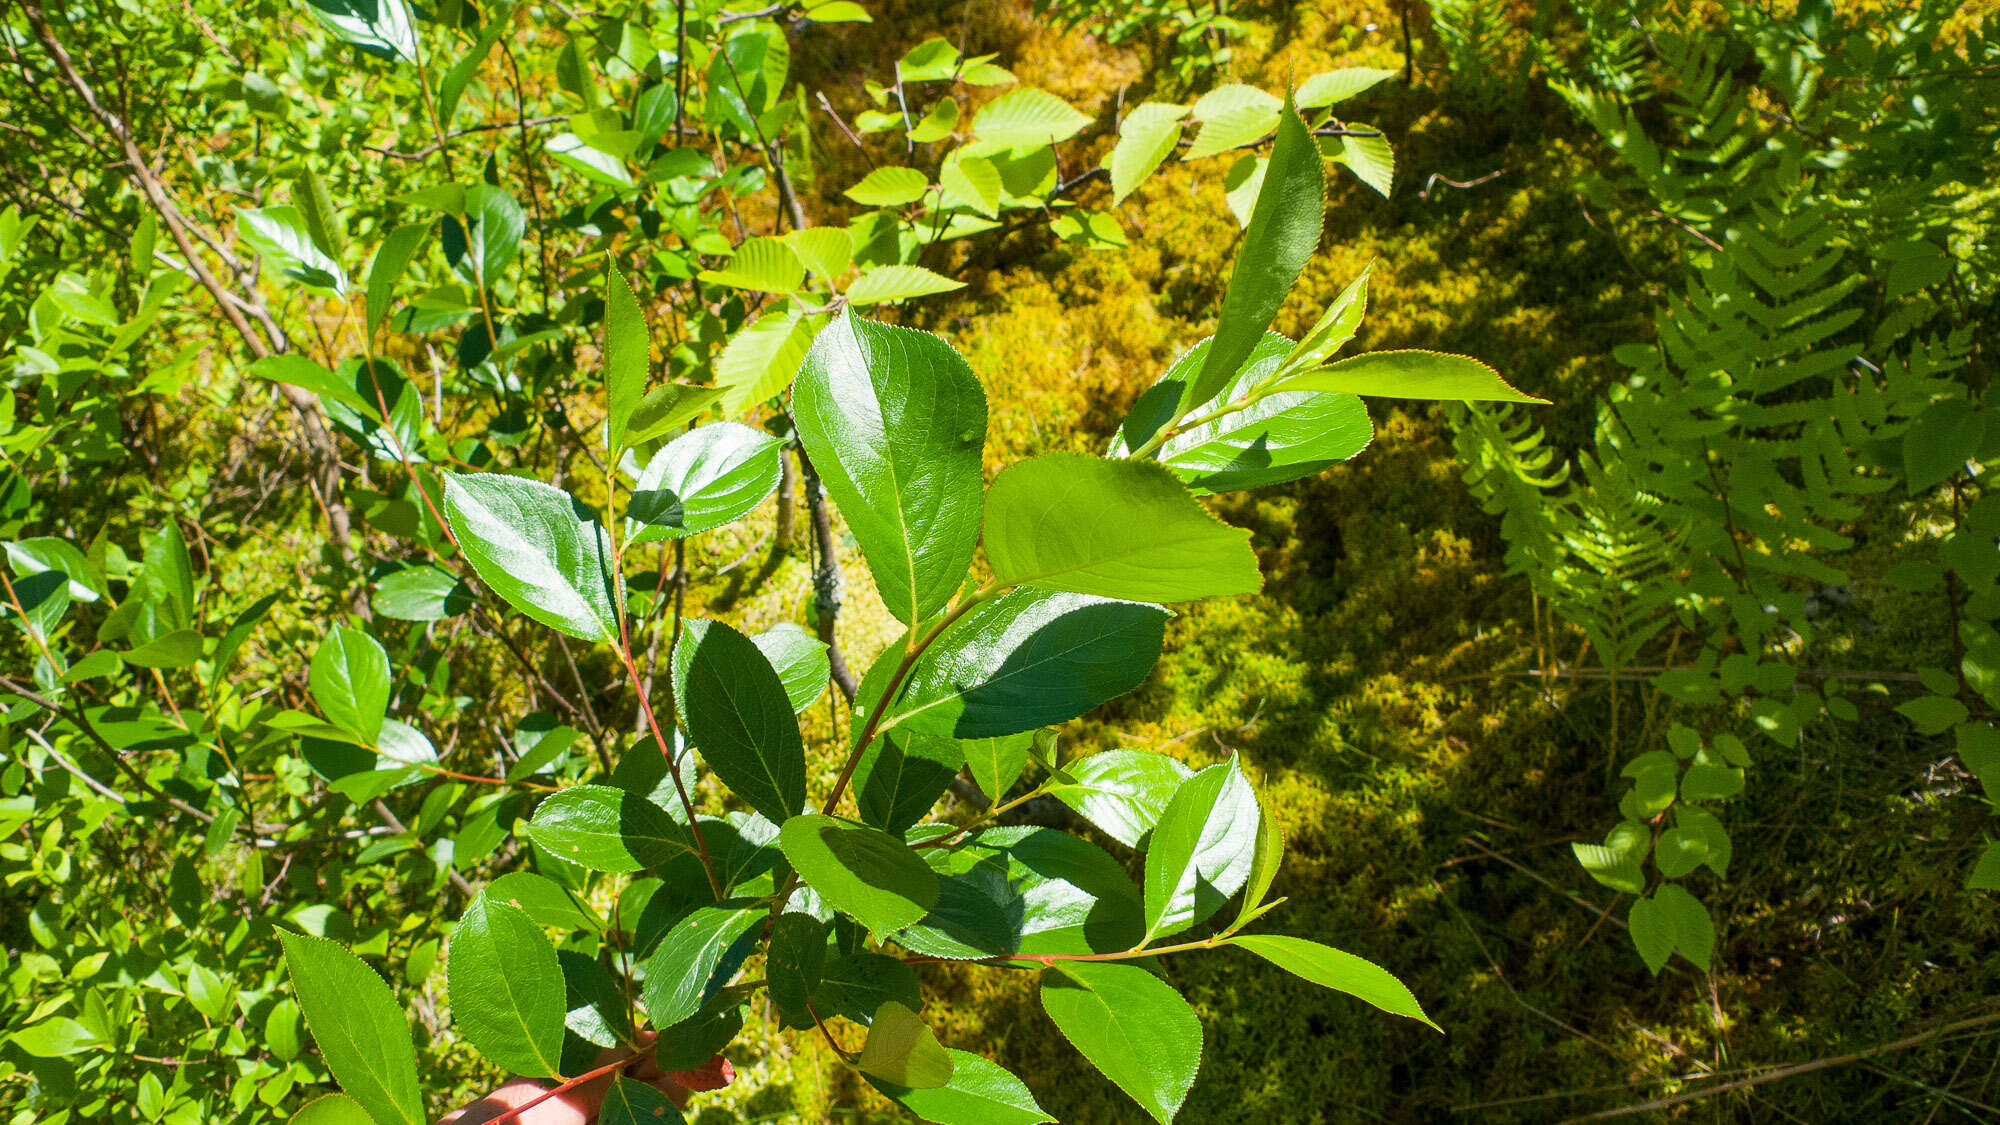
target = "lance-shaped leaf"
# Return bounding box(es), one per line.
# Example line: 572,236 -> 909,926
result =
1048,749 -> 1194,848
870,1050 -> 1054,1124
792,314 -> 987,625
1142,757 -> 1259,940
278,931 -> 424,1125
639,903 -> 762,1028
525,786 -> 690,872
366,222 -> 429,336
626,423 -> 784,543
780,814 -> 939,935
1275,350 -> 1545,403
1178,90 -> 1323,415
983,454 -> 1261,601
886,590 -> 1169,740
627,383 -> 727,447
673,619 -> 806,826
442,473 -> 619,644
604,266 -> 649,451
1227,934 -> 1438,1031
447,896 -> 566,1076
856,1001 -> 954,1089
310,625 -> 390,745
1040,960 -> 1200,1124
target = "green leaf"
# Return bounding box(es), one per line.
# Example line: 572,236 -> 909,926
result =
963,732 -> 1035,803
1179,90 -> 1322,415
1275,349 -> 1544,403
293,166 -> 346,257
1330,124 -> 1395,197
1898,694 -> 1970,735
815,952 -> 924,1025
1679,762 -> 1744,801
973,88 -> 1090,149
1237,803 -> 1285,923
373,565 -> 472,622
487,872 -> 597,931
845,167 -> 930,207
1654,882 -> 1714,971
239,205 -> 347,292
889,589 -> 1169,739
1047,749 -> 1193,848
907,95 -> 960,142
753,623 -> 831,713
598,1078 -> 688,1125
900,826 -> 1144,958
779,814 -> 940,936
639,903 -> 762,1028
1969,842 -> 2000,891
627,423 -> 783,543
366,225 -> 429,335
856,1001 -> 955,1089
1111,103 -> 1188,203
1040,960 -> 1201,1124
1227,934 -> 1437,1030
311,624 -> 391,745
717,305 -> 820,414
1183,104 -> 1280,160
5,537 -> 106,601
792,314 -> 987,625
299,0 -> 417,62
291,1094 -> 376,1125
604,266 -> 649,452
767,912 -> 828,1029
673,619 -> 807,826
524,785 -> 690,873
278,930 -> 424,1125
940,153 -> 1002,218
699,236 -> 805,293
1142,757 -> 1259,940
787,226 -> 855,280
855,727 -> 963,834
441,473 -> 619,644
1296,68 -> 1396,107
983,454 -> 1261,601
1627,893 -> 1673,974
8,1017 -> 102,1057
870,1049 -> 1054,1124
547,133 -> 633,187
447,895 -> 565,1077
627,383 -> 728,445
1655,825 -> 1709,878
844,265 -> 967,306
123,628 -> 202,669
1281,270 -> 1370,374
249,354 -> 374,416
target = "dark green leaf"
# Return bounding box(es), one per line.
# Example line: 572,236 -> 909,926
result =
278,930 -> 424,1125
673,618 -> 806,826
442,473 -> 619,644
1040,960 -> 1200,1124
870,1050 -> 1054,1125
365,223 -> 428,337
767,913 -> 828,1030
447,896 -> 565,1077
793,313 -> 987,625
1142,757 -> 1259,940
598,1078 -> 687,1125
856,728 -> 963,834
779,814 -> 939,936
983,455 -> 1261,601
605,266 -> 649,451
889,590 -> 1169,739
898,827 -> 1144,959
1227,934 -> 1438,1030
525,786 -> 690,873
1179,90 -> 1323,415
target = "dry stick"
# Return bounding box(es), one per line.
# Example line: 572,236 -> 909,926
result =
23,2 -> 357,569
1569,1012 -> 2000,1122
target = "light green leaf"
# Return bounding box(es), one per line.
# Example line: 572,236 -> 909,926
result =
1183,104 -> 1280,160
291,1093 -> 375,1125
753,623 -> 830,713
9,1017 -> 102,1057
717,304 -> 820,413
779,814 -> 939,936
1222,153 -> 1267,229
524,785 -> 691,872
674,618 -> 807,826
239,205 -> 347,292
1330,124 -> 1395,197
845,265 -> 966,306
1654,882 -> 1714,971
1277,349 -> 1544,403
1049,749 -> 1194,848
627,383 -> 728,445
1040,960 -> 1201,1124
700,236 -> 804,293
639,903 -> 762,1028
1281,269 -> 1370,374
1180,90 -> 1322,415
907,96 -> 961,142
249,354 -> 373,416
627,423 -> 783,543
1297,68 -> 1396,107
1227,934 -> 1438,1030
870,1049 -> 1054,1124
441,473 -> 619,644
373,565 -> 471,622
278,930 -> 424,1125
1237,803 -> 1285,923
311,624 -> 391,744
963,732 -> 1035,804
983,454 -> 1261,602
1111,102 -> 1188,203
1141,756 -> 1259,940
855,1001 -> 954,1089
973,88 -> 1090,149
366,222 -> 429,335
123,629 -> 203,669
941,153 -> 1002,217
845,166 -> 931,207
792,314 -> 987,625
787,226 -> 855,280
546,133 -> 633,187
447,896 -> 565,1077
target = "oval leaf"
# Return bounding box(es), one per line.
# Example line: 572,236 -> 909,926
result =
779,814 -> 939,936
673,618 -> 807,827
278,931 -> 424,1125
525,785 -> 690,873
1141,757 -> 1259,940
1040,960 -> 1200,1124
626,423 -> 783,543
447,895 -> 566,1076
442,473 -> 619,644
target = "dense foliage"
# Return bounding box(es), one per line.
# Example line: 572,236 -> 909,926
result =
3,0 -> 1997,1122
